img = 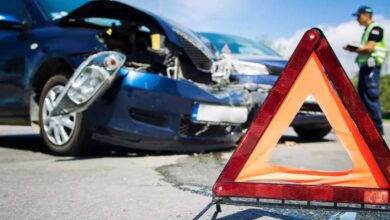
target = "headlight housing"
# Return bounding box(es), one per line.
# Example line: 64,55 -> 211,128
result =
67,65 -> 109,104
67,52 -> 125,105
50,51 -> 126,116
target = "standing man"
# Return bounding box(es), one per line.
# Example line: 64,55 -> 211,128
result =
344,6 -> 387,135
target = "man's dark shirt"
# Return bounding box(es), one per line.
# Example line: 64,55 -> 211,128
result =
367,26 -> 384,42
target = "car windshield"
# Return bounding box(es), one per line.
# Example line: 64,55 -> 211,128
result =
38,0 -> 89,20
200,33 -> 281,57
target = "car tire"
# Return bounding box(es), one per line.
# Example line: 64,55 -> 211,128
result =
293,126 -> 332,140
39,74 -> 91,156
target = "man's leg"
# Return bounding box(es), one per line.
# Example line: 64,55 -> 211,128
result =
358,65 -> 383,133
357,67 -> 366,100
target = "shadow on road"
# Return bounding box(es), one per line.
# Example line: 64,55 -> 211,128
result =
214,208 -> 305,220
279,134 -> 334,144
193,205 -> 307,220
0,132 -> 333,160
0,134 -> 49,153
0,134 -> 231,160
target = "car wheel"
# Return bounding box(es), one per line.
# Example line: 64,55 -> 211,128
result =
293,126 -> 332,140
39,74 -> 91,155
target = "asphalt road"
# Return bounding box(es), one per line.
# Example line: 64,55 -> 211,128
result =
1,124 -> 390,219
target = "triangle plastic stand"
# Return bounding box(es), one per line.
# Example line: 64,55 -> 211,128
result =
212,28 -> 390,211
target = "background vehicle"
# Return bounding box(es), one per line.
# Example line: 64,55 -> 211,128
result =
0,0 -> 256,155
199,32 -> 332,139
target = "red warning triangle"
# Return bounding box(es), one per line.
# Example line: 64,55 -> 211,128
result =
213,28 -> 390,205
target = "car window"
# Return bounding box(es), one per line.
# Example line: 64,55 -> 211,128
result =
84,17 -> 122,27
0,0 -> 25,20
200,33 -> 281,57
38,0 -> 89,20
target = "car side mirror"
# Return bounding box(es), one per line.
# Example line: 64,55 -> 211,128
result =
0,13 -> 25,31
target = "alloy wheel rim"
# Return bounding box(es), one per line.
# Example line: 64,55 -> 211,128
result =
42,85 -> 76,146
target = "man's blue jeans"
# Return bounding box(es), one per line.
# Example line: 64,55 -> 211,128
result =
358,65 -> 383,131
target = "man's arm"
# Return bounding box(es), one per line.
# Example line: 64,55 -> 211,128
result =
344,26 -> 383,53
355,41 -> 376,53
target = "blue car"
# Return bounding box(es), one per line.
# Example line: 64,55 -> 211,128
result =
199,33 -> 331,139
0,0 -> 260,155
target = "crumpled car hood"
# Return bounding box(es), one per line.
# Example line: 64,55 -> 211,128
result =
59,0 -> 181,46
59,0 -> 214,72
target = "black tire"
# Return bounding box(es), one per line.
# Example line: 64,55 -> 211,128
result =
39,74 -> 91,156
293,126 -> 332,140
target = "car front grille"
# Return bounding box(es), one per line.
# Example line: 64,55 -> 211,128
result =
129,108 -> 166,127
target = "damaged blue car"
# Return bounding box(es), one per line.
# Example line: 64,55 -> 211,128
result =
199,32 -> 331,140
0,0 -> 266,155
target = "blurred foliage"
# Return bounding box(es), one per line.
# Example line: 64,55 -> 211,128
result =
351,73 -> 390,115
380,74 -> 390,115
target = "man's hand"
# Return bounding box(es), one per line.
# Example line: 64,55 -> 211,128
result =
343,41 -> 376,53
343,45 -> 359,52
343,45 -> 355,52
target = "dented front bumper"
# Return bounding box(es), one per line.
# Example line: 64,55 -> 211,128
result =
81,68 -> 251,150
49,52 -> 253,150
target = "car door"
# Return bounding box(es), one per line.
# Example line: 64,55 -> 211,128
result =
0,0 -> 32,120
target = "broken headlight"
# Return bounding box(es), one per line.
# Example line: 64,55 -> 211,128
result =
67,52 -> 125,104
67,65 -> 109,104
50,51 -> 126,116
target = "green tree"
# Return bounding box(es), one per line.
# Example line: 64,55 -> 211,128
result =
351,73 -> 390,116
380,74 -> 390,116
